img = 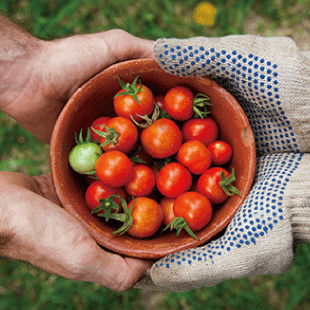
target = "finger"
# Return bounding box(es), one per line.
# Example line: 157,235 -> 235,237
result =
0,173 -> 151,291
99,29 -> 154,63
85,251 -> 152,291
46,29 -> 154,91
0,171 -> 61,206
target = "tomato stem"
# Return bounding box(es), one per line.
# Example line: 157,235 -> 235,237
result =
164,217 -> 199,240
219,167 -> 241,196
94,194 -> 135,235
114,75 -> 142,105
91,194 -> 121,221
74,128 -> 92,144
91,125 -> 119,147
130,103 -> 160,128
193,93 -> 212,119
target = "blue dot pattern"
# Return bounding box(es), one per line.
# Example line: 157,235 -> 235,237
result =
154,153 -> 303,269
158,44 -> 300,156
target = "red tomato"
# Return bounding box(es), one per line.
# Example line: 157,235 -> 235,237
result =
141,118 -> 182,159
127,197 -> 163,238
85,180 -> 126,214
208,140 -> 233,166
173,191 -> 212,231
156,162 -> 192,198
96,151 -> 134,187
154,94 -> 166,110
114,78 -> 155,122
197,167 -> 233,204
98,117 -> 138,154
124,165 -> 156,197
164,85 -> 194,121
177,140 -> 212,175
160,197 -> 176,226
90,116 -> 111,142
182,117 -> 219,146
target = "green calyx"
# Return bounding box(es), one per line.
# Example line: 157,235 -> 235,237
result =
130,156 -> 147,164
164,217 -> 199,240
93,194 -> 134,235
129,146 -> 147,164
91,126 -> 119,147
91,195 -> 121,221
130,103 -> 160,128
219,168 -> 241,197
114,75 -> 142,105
193,93 -> 212,119
153,157 -> 172,171
74,127 -> 92,145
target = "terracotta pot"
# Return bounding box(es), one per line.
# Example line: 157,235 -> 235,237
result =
50,59 -> 256,259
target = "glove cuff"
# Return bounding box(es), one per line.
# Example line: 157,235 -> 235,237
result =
291,205 -> 310,243
286,154 -> 310,243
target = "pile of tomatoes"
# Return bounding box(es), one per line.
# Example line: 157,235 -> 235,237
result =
69,76 -> 240,240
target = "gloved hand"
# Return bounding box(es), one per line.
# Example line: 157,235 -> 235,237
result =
135,35 -> 310,291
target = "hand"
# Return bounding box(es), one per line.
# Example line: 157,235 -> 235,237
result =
0,171 -> 152,291
0,15 -> 153,291
0,15 -> 153,143
135,35 -> 310,291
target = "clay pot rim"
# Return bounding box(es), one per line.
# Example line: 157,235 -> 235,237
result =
50,58 -> 256,259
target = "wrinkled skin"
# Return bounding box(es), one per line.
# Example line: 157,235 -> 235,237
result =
0,15 -> 153,291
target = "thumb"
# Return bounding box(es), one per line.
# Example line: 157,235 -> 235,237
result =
98,29 -> 154,64
47,29 -> 154,86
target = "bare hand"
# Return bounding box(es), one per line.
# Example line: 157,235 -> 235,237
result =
0,15 -> 154,143
0,171 -> 152,291
0,15 -> 154,291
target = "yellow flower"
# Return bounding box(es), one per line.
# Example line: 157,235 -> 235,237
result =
193,2 -> 216,26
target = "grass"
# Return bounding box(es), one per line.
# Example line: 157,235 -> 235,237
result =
1,0 -> 310,309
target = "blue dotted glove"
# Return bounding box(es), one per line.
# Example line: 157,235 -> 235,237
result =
135,36 -> 310,291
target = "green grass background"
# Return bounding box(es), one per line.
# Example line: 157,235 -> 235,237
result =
1,0 -> 310,309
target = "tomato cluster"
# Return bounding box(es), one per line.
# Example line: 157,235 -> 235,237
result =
68,76 -> 240,240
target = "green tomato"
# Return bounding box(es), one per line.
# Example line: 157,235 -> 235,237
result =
69,142 -> 103,174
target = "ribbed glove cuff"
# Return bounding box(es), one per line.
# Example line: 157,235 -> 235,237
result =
286,154 -> 310,243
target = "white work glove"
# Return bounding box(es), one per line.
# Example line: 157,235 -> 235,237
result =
135,35 -> 310,291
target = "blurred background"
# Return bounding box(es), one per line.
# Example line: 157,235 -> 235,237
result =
1,0 -> 310,309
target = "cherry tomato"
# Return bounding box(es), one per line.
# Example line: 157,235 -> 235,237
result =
90,116 -> 111,142
173,191 -> 212,231
127,197 -> 163,238
177,140 -> 212,175
141,118 -> 182,159
156,162 -> 192,198
114,77 -> 155,122
154,94 -> 165,110
124,165 -> 156,197
197,167 -> 232,204
164,85 -> 194,121
208,140 -> 233,166
85,180 -> 126,214
98,117 -> 138,154
69,142 -> 102,174
160,197 -> 176,226
96,150 -> 134,187
182,117 -> 219,146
